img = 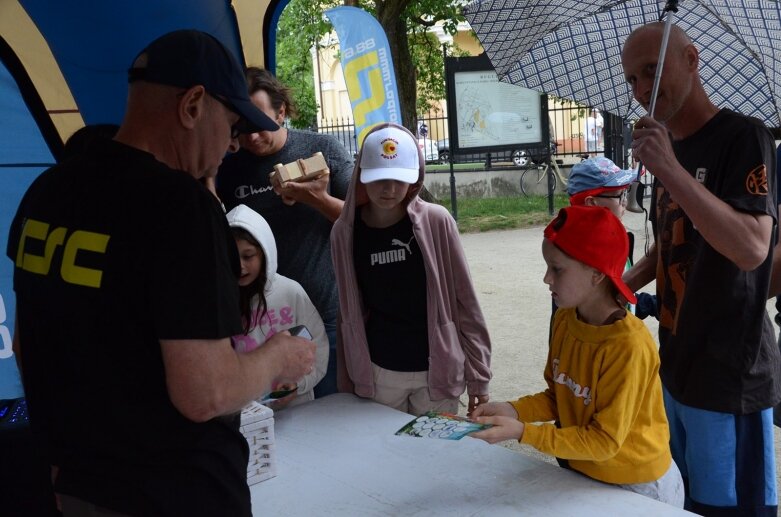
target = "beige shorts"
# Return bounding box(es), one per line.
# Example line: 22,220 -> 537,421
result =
371,363 -> 459,416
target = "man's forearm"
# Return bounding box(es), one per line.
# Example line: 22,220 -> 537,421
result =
624,242 -> 657,292
161,338 -> 280,422
161,334 -> 314,423
312,194 -> 344,223
768,212 -> 781,298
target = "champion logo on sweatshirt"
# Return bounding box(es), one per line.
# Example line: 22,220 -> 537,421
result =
369,236 -> 416,266
235,183 -> 275,199
552,358 -> 592,406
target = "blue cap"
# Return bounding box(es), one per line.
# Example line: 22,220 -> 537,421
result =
567,157 -> 636,196
128,30 -> 278,134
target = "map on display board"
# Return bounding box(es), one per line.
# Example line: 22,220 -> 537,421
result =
444,54 -> 547,157
453,70 -> 543,150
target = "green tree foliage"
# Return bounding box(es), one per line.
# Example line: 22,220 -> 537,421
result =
276,0 -> 341,128
402,1 -> 467,115
276,0 -> 465,132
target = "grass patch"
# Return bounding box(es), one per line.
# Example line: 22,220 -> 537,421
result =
425,162 -> 486,172
436,195 -> 569,233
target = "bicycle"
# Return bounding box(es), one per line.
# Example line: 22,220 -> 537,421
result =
520,157 -> 568,196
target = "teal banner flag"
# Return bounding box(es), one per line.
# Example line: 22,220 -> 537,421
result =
325,6 -> 401,146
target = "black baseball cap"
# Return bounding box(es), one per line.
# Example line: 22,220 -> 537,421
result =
128,30 -> 278,133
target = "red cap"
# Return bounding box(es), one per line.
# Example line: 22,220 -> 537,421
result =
544,206 -> 636,304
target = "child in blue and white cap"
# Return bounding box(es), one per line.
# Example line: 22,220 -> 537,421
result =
566,157 -> 657,319
567,157 -> 636,218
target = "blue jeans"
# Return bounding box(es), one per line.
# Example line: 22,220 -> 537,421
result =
313,317 -> 337,398
774,304 -> 781,427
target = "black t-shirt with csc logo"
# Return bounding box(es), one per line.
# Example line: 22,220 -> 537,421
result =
6,140 -> 247,516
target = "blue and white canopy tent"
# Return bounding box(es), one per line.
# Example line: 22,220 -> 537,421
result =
0,0 -> 292,399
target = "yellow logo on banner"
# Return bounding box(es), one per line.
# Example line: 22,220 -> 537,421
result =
327,7 -> 401,146
344,49 -> 386,145
15,218 -> 110,288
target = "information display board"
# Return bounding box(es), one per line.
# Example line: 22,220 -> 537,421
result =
445,53 -> 548,156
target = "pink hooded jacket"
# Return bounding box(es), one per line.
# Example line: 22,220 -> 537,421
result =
330,123 -> 491,400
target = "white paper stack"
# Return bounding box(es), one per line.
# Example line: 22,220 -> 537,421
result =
239,401 -> 276,485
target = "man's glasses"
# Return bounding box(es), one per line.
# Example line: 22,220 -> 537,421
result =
596,189 -> 629,204
210,94 -> 242,139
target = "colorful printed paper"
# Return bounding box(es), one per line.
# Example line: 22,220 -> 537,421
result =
395,412 -> 492,440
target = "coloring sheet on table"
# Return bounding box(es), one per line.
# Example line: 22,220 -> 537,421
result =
395,411 -> 491,440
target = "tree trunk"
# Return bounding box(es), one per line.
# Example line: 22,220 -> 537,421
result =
373,2 -> 435,203
390,17 -> 417,134
376,2 -> 417,135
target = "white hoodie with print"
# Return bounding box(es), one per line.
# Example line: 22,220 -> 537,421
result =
227,204 -> 328,405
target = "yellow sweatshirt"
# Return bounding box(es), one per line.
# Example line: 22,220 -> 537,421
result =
512,308 -> 671,484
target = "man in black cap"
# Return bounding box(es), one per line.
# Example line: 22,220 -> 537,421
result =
7,30 -> 315,516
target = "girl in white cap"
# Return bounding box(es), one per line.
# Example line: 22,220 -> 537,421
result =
227,204 -> 328,408
331,123 -> 492,416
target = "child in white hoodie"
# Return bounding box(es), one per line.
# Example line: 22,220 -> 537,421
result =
227,204 -> 328,408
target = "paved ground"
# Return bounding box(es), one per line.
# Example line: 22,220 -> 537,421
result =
458,209 -> 781,501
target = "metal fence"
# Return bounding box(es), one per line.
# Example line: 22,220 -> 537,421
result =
315,101 -> 631,169
313,117 -> 359,157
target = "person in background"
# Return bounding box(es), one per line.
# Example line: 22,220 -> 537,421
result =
417,121 -> 428,139
8,30 -> 315,516
623,22 -> 778,514
218,68 -> 353,398
585,108 -> 604,157
472,206 -> 683,508
330,123 -> 491,416
227,204 -> 328,409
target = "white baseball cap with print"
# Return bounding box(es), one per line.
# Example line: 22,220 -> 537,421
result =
359,126 -> 419,184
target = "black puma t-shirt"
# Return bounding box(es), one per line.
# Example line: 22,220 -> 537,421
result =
354,209 -> 429,371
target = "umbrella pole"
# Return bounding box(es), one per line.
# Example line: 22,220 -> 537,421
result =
647,0 -> 679,118
628,0 -> 679,215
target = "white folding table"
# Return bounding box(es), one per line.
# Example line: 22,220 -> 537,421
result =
251,393 -> 691,516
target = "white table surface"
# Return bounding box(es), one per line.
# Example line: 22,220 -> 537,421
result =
251,393 -> 691,516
